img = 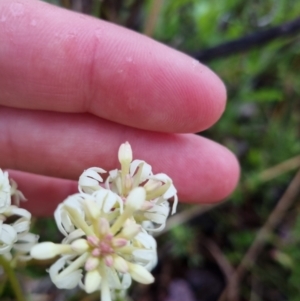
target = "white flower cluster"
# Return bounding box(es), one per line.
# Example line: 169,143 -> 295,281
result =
31,142 -> 178,301
0,169 -> 38,263
80,142 -> 178,232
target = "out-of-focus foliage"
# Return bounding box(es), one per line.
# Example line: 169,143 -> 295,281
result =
155,0 -> 300,48
153,0 -> 300,300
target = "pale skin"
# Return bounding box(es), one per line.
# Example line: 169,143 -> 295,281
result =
0,0 -> 240,216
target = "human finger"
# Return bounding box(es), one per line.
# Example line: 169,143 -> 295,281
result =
0,0 -> 226,133
0,107 -> 239,211
7,170 -> 77,216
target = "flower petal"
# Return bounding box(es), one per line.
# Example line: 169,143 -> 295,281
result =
54,194 -> 85,236
130,160 -> 152,181
63,229 -> 85,244
132,249 -> 157,271
13,232 -> 39,253
128,263 -> 154,284
13,218 -> 30,234
49,255 -> 83,289
79,167 -> 106,194
0,224 -> 17,254
7,207 -> 31,220
134,232 -> 157,249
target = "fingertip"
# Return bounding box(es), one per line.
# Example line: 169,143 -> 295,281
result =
176,62 -> 227,132
168,135 -> 239,203
100,45 -> 228,133
201,144 -> 240,203
203,146 -> 240,203
0,0 -> 227,133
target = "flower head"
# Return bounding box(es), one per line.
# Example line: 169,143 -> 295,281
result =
31,142 -> 177,300
79,142 -> 178,231
31,188 -> 156,301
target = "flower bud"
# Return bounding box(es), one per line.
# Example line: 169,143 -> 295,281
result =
30,242 -> 72,260
98,218 -> 110,236
118,142 -> 132,166
85,256 -> 100,271
113,256 -> 129,273
112,238 -> 128,248
85,269 -> 102,293
71,239 -> 90,253
121,223 -> 141,239
128,262 -> 154,284
104,255 -> 114,267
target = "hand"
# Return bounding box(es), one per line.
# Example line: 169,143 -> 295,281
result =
0,0 -> 239,216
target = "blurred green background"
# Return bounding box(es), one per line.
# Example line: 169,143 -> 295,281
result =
15,0 -> 300,300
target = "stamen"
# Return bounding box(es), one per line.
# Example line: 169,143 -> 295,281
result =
104,255 -> 114,267
100,242 -> 113,253
146,182 -> 171,200
91,248 -> 101,256
87,236 -> 100,247
85,256 -> 100,271
64,205 -> 93,236
112,238 -> 127,248
105,233 -> 113,240
141,201 -> 154,211
125,174 -> 132,190
98,218 -> 110,236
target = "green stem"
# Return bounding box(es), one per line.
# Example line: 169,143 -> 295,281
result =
0,256 -> 26,301
0,274 -> 7,296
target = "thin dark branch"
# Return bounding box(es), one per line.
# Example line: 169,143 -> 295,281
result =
218,169 -> 300,301
193,18 -> 300,62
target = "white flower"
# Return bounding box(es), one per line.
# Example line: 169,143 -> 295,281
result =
0,169 -> 11,212
0,169 -> 38,262
78,142 -> 178,231
78,167 -> 106,194
0,206 -> 38,261
0,215 -> 38,262
31,187 -> 156,301
0,222 -> 17,256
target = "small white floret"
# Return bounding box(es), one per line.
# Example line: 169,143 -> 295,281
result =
118,142 -> 133,166
128,262 -> 154,284
85,269 -> 102,293
30,242 -> 71,260
113,256 -> 129,273
71,239 -> 89,253
0,169 -> 11,211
